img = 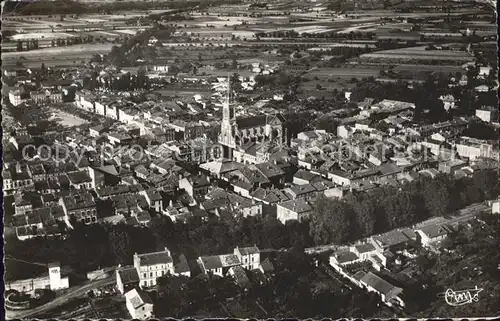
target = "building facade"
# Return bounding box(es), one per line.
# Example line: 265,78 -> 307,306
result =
133,248 -> 174,289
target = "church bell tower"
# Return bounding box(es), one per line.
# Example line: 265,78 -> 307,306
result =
218,75 -> 236,158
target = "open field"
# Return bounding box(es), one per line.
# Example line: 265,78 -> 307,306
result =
359,45 -> 475,64
305,66 -> 381,79
2,43 -> 113,58
393,64 -> 463,73
2,43 -> 114,67
11,32 -> 77,41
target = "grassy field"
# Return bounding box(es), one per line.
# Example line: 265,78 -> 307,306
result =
360,46 -> 475,62
393,64 -> 463,73
2,43 -> 114,67
305,66 -> 381,79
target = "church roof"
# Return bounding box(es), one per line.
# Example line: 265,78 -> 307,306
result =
236,115 -> 267,129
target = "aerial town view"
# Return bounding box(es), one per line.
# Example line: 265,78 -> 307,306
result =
1,0 -> 499,319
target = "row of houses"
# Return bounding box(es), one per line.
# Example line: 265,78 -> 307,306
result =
118,245 -> 274,318
329,220 -> 466,308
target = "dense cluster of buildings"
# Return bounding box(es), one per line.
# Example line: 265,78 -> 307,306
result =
328,220 -> 459,308
4,59 -> 499,241
3,2 -> 498,317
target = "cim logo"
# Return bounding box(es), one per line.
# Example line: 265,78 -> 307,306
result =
51,268 -> 60,274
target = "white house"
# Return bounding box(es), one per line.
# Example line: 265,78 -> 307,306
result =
133,248 -> 174,289
351,243 -> 378,260
475,107 -> 498,123
454,138 -> 494,160
234,246 -> 260,270
439,94 -> 456,111
492,199 -> 500,214
276,199 -> 312,224
479,66 -> 491,78
337,125 -> 355,139
9,90 -> 24,106
124,288 -> 154,319
474,85 -> 489,92
148,36 -> 158,46
329,251 -> 361,271
416,224 -> 454,247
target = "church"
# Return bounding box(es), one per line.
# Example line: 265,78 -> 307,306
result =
218,81 -> 287,164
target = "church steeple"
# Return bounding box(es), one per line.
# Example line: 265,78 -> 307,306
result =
223,74 -> 231,121
222,73 -> 235,121
219,74 -> 236,153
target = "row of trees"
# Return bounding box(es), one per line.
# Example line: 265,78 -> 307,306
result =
4,213 -> 313,281
6,167 -> 497,281
82,69 -> 149,91
15,35 -> 99,52
309,169 -> 499,245
16,39 -> 39,51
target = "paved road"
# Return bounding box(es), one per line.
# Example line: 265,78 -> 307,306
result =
6,276 -> 116,320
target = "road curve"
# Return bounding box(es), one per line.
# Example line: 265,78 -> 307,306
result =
6,276 -> 116,320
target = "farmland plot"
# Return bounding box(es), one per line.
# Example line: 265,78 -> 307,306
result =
306,67 -> 381,79
2,44 -> 114,58
11,32 -> 76,41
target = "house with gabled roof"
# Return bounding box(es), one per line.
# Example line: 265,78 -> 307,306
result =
116,266 -> 140,294
276,199 -> 312,224
133,248 -> 174,289
369,229 -> 415,252
234,246 -> 260,270
357,272 -> 405,308
124,288 -> 154,319
416,224 -> 455,247
198,253 -> 242,277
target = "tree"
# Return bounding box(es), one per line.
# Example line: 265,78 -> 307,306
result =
109,226 -> 130,265
309,195 -> 355,245
316,115 -> 339,133
421,176 -> 450,217
352,199 -> 377,237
